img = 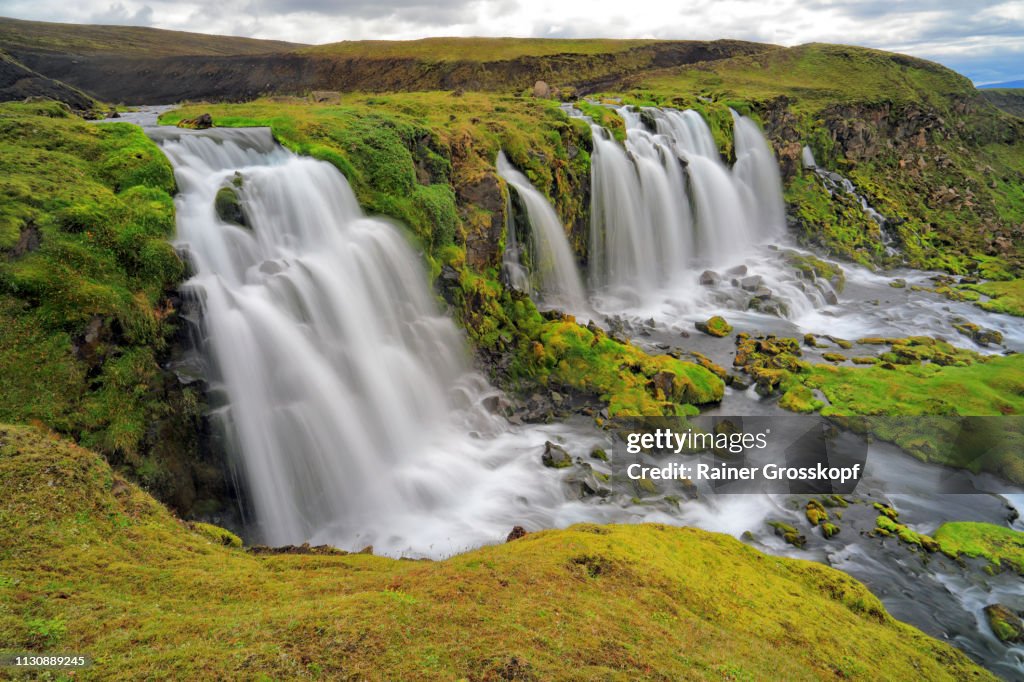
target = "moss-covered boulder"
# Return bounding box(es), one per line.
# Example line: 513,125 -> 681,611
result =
214,186 -> 247,228
695,315 -> 733,338
983,604 -> 1024,644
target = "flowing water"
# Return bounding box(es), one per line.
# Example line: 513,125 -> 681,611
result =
496,151 -> 589,317
135,112 -> 1024,676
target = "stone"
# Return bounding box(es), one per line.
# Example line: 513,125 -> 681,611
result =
984,604 -> 1023,644
823,290 -> 839,305
506,525 -> 528,542
699,270 -> 721,286
740,275 -> 763,292
726,264 -> 748,276
309,90 -> 341,104
177,113 -> 213,129
215,186 -> 247,228
541,441 -> 573,468
695,316 -> 733,338
532,80 -> 551,98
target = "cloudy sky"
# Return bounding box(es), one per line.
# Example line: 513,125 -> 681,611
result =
1,0 -> 1022,85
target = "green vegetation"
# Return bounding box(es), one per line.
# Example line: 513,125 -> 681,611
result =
695,315 -> 733,338
0,424 -> 996,681
0,16 -> 301,57
934,522 -> 1024,574
965,279 -> 1024,316
0,101 -> 213,512
302,37 -> 662,61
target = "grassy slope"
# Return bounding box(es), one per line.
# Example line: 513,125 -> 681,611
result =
0,101 -> 213,510
0,16 -> 302,56
636,43 -> 974,111
0,424 -> 995,681
302,37 -> 665,60
160,98 -> 724,417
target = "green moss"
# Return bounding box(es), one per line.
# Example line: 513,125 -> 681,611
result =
0,425 -> 995,680
779,385 -> 824,413
695,315 -> 733,338
934,522 -> 1024,574
189,522 -> 243,549
0,102 -> 196,502
965,279 -> 1024,317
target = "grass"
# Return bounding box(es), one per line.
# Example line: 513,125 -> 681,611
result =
301,37 -> 665,61
0,101 -> 207,511
0,16 -> 301,57
965,279 -> 1024,316
934,522 -> 1024,574
0,423 -> 996,681
636,43 -> 975,112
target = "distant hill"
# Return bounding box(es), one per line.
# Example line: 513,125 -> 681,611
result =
981,88 -> 1024,118
0,50 -> 97,111
979,79 -> 1024,89
0,16 -> 302,57
0,18 -> 775,104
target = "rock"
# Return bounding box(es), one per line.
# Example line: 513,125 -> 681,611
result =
10,224 -> 40,257
650,371 -> 675,399
565,464 -> 612,499
309,90 -> 341,104
753,287 -> 773,300
506,525 -> 528,542
532,80 -> 551,98
740,275 -> 763,292
806,500 -> 829,526
728,374 -> 752,391
953,321 -> 1003,347
590,447 -> 608,462
699,270 -> 721,286
823,290 -> 839,305
258,260 -> 283,275
984,604 -> 1024,644
695,316 -> 733,338
177,113 -> 213,129
822,352 -> 846,363
726,264 -> 748,276
541,441 -> 573,468
215,186 -> 247,228
889,278 -> 907,289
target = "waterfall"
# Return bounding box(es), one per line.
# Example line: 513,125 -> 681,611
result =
150,126 -> 589,555
586,106 -> 788,296
496,152 -> 588,316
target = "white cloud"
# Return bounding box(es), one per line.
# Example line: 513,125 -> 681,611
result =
0,0 -> 1021,82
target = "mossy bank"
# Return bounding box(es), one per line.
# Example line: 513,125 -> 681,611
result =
0,424 -> 997,681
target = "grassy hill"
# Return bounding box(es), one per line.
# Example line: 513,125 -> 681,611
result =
0,423 -> 997,681
982,88 -> 1024,118
0,16 -> 301,56
301,37 -> 667,60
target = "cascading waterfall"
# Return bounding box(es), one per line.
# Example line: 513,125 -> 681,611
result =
151,126 -> 604,555
578,104 -> 837,320
802,145 -> 899,255
496,152 -> 588,316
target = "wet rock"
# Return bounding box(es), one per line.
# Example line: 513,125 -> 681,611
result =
506,525 -> 528,542
695,315 -> 733,338
953,320 -> 1003,347
984,604 -> 1024,644
541,441 -> 573,468
728,374 -> 752,391
823,290 -> 839,305
258,260 -> 283,275
177,112 -> 213,129
699,270 -> 721,286
740,275 -> 763,292
768,521 -> 806,548
726,264 -> 748,276
590,447 -> 608,462
753,286 -> 773,300
215,186 -> 247,228
822,352 -> 846,363
565,463 -> 612,499
889,278 -> 907,289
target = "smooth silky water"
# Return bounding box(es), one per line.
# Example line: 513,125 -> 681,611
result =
140,115 -> 1023,675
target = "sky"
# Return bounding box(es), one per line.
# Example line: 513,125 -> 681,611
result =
0,0 -> 1022,85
